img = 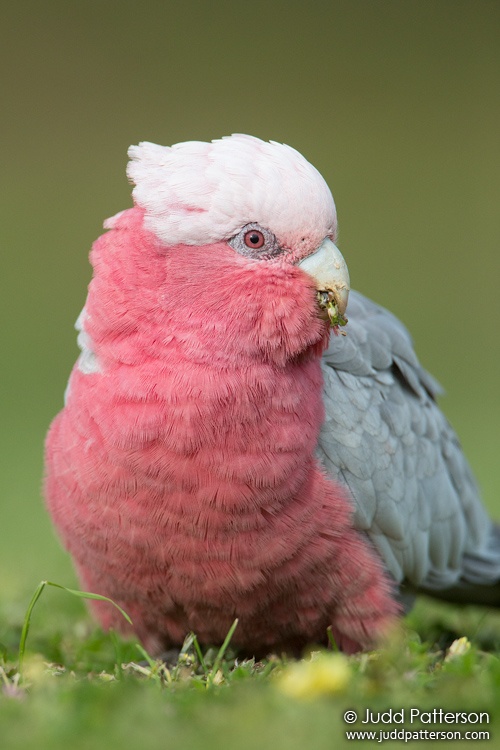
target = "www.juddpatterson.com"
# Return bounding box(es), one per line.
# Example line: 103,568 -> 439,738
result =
343,708 -> 490,725
343,710 -> 490,743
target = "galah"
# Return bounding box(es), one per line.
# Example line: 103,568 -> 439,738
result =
44,135 -> 500,655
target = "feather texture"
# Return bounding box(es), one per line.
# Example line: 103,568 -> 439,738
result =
46,206 -> 397,655
45,135 -> 500,658
318,291 -> 500,595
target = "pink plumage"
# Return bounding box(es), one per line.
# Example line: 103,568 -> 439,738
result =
45,136 -> 400,655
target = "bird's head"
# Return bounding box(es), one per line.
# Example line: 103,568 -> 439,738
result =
89,135 -> 350,367
127,135 -> 349,325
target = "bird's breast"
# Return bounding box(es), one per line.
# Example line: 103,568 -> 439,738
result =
53,353 -> 325,554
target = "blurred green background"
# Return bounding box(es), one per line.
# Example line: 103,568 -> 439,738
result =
1,0 -> 499,600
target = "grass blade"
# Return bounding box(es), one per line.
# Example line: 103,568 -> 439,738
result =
18,580 -> 48,672
208,618 -> 238,686
44,581 -> 132,624
18,580 -> 133,677
135,643 -> 156,669
191,633 -> 208,676
326,626 -> 339,652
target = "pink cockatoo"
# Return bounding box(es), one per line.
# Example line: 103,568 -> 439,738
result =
45,135 -> 500,655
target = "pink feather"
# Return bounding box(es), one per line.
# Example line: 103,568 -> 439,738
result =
45,142 -> 398,655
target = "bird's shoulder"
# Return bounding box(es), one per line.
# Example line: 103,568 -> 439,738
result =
321,290 -> 441,399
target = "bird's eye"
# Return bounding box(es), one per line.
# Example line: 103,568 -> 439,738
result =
229,223 -> 280,259
244,230 -> 265,249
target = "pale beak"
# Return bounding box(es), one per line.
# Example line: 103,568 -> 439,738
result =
298,237 -> 350,319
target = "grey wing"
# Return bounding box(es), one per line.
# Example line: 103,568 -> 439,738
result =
318,290 -> 500,593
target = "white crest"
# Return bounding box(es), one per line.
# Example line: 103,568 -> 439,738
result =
126,134 -> 337,250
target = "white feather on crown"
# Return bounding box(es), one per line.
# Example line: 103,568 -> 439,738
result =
125,134 -> 337,251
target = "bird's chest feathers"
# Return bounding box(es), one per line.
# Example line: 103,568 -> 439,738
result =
76,355 -> 324,525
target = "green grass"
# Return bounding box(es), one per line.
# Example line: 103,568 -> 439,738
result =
1,586 -> 500,750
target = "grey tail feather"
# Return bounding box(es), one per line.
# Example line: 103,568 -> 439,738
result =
419,581 -> 500,608
418,522 -> 500,608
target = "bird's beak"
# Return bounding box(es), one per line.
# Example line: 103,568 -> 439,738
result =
298,238 -> 350,326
